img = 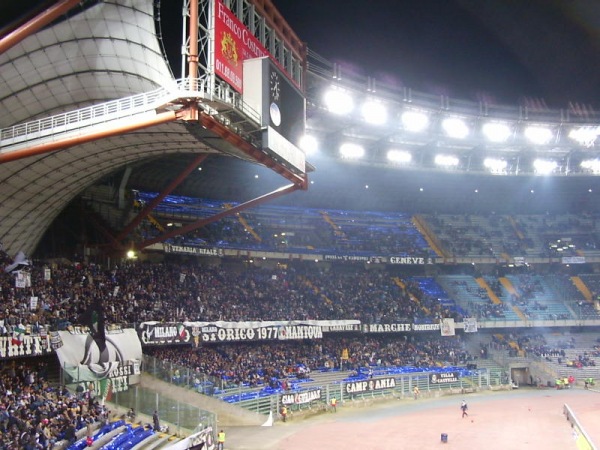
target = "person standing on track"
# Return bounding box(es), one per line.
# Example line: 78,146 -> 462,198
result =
217,429 -> 226,450
330,397 -> 337,412
461,400 -> 468,418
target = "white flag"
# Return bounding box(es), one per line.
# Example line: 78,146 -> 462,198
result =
15,272 -> 31,288
440,318 -> 455,336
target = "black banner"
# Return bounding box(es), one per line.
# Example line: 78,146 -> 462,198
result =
200,324 -> 323,343
163,244 -> 223,256
362,323 -> 440,333
0,335 -> 52,359
281,388 -> 322,405
389,256 -> 433,265
429,372 -> 460,384
345,377 -> 396,394
139,323 -> 191,345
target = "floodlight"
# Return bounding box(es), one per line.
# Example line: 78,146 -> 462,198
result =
441,117 -> 469,139
361,100 -> 387,125
581,159 -> 600,174
483,157 -> 507,174
401,111 -> 429,132
482,122 -> 511,143
533,158 -> 557,174
387,150 -> 412,163
569,126 -> 600,147
434,154 -> 459,167
299,135 -> 318,155
324,88 -> 354,115
339,142 -> 365,159
524,126 -> 553,144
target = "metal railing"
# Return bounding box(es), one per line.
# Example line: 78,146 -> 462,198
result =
0,76 -> 260,148
142,355 -> 506,419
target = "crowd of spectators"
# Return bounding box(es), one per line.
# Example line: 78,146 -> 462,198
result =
0,361 -> 109,449
0,248 -> 465,334
145,334 -> 474,390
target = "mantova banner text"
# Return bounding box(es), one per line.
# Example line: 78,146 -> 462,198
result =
136,319 -> 476,346
139,320 -> 360,345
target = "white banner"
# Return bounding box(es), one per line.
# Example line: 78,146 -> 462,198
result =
440,318 -> 455,336
53,329 -> 142,381
463,317 -> 478,333
15,272 -> 31,288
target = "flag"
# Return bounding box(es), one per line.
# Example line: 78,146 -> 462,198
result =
463,317 -> 478,333
80,299 -> 106,352
15,271 -> 31,288
11,324 -> 25,345
4,251 -> 30,273
440,318 -> 456,336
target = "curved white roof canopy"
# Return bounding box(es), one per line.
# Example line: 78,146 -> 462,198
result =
0,1 -> 247,257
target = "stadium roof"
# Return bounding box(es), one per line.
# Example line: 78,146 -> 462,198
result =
3,0 -> 600,260
0,0 -> 304,258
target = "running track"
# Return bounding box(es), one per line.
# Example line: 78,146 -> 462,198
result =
224,388 -> 599,450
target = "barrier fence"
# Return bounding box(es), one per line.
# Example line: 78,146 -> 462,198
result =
142,355 -> 506,418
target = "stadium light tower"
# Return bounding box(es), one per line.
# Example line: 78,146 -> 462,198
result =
482,122 -> 511,143
524,125 -> 553,145
324,87 -> 354,115
340,142 -> 365,159
299,135 -> 318,155
483,157 -> 508,174
533,158 -> 557,174
387,149 -> 412,164
442,117 -> 469,139
434,154 -> 460,167
361,99 -> 388,125
569,126 -> 600,147
581,158 -> 600,174
401,110 -> 429,132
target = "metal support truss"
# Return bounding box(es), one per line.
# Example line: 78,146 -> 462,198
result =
116,153 -> 209,242
138,183 -> 301,249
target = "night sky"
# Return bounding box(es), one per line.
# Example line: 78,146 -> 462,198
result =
273,0 -> 600,108
3,0 -> 600,108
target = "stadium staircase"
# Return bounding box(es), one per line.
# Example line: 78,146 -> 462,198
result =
235,214 -> 262,242
392,277 -> 428,313
412,215 -> 447,258
475,278 -> 502,305
133,200 -> 165,233
498,277 -> 528,320
300,276 -> 333,306
507,215 -> 525,240
320,211 -> 345,237
572,276 -> 593,302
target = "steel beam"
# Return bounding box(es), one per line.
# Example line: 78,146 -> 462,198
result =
0,0 -> 82,55
0,110 -> 179,164
138,183 -> 301,249
116,153 -> 208,242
